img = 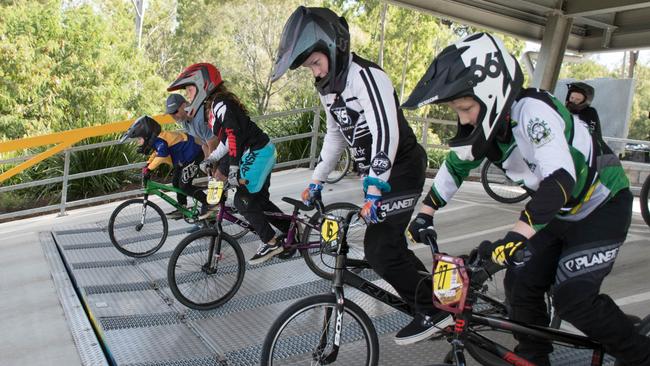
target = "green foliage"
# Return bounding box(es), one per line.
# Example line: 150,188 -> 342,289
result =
0,0 -> 167,141
427,148 -> 448,170
628,63 -> 650,140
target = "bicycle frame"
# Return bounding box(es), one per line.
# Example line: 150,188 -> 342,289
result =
210,186 -> 326,251
432,252 -> 607,366
142,178 -> 198,218
315,211 -> 413,362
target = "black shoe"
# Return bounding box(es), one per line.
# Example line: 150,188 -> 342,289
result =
248,241 -> 284,265
394,311 -> 454,345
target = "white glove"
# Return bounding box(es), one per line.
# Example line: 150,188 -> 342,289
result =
228,165 -> 240,187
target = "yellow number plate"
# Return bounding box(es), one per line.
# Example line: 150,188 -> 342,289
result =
432,261 -> 463,305
320,218 -> 340,243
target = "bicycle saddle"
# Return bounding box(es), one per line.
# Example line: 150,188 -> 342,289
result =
282,197 -> 314,212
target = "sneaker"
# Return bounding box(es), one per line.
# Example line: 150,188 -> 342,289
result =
248,241 -> 284,265
198,205 -> 219,220
394,311 -> 454,345
166,209 -> 184,220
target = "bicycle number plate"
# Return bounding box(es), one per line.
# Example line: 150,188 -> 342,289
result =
433,260 -> 464,306
207,180 -> 224,204
321,218 -> 340,244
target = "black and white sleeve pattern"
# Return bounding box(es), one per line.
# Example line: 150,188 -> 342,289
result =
312,100 -> 347,182
354,66 -> 399,183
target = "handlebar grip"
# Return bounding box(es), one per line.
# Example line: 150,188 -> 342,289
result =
424,235 -> 440,254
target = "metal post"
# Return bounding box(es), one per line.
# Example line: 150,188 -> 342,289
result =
532,12 -> 573,90
309,106 -> 321,169
59,149 -> 71,217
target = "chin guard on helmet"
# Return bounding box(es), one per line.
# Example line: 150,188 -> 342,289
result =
121,115 -> 161,155
271,6 -> 351,95
402,33 -> 523,161
565,82 -> 594,114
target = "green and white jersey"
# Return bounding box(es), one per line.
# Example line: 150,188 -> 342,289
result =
427,89 -> 628,230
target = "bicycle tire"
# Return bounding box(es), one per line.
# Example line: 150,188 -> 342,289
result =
167,229 -> 245,310
481,161 -> 529,204
300,202 -> 366,280
108,198 -> 168,258
640,175 -> 650,227
260,294 -> 379,366
325,148 -> 352,184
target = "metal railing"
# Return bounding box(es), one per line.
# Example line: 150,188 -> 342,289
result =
0,107 -> 322,220
1,108 -> 649,221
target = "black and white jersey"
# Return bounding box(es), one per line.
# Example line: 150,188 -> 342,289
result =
313,53 -> 419,184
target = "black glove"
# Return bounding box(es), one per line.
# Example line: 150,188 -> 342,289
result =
478,231 -> 527,267
141,166 -> 151,180
407,213 -> 437,245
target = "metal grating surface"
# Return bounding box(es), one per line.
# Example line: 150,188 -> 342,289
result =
47,221 -> 616,366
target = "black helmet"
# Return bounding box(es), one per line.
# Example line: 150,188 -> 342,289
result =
120,115 -> 161,154
271,6 -> 350,95
402,33 -> 524,161
565,82 -> 594,113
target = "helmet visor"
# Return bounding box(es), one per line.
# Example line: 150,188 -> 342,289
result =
271,7 -> 310,82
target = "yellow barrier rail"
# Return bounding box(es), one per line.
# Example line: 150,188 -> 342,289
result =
0,114 -> 174,184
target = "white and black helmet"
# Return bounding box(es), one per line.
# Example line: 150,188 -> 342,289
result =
271,6 -> 350,95
402,33 -> 523,161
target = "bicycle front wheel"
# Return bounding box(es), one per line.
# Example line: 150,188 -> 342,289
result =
108,198 -> 168,258
260,294 -> 379,366
300,202 -> 367,280
481,161 -> 529,204
167,229 -> 245,310
640,175 -> 650,227
325,148 -> 352,184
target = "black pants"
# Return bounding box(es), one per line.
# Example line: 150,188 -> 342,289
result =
504,189 -> 650,365
363,145 -> 437,315
233,175 -> 290,243
172,152 -> 207,207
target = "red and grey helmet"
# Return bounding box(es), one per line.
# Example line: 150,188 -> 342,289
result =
402,33 -> 523,161
271,6 -> 350,95
167,63 -> 223,117
566,82 -> 594,113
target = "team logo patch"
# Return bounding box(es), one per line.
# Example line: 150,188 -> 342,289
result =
563,247 -> 619,273
181,162 -> 199,183
526,118 -> 553,146
370,151 -> 392,175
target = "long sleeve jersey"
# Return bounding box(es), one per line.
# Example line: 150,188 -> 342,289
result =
313,53 -> 420,185
206,95 -> 269,170
146,131 -> 202,170
426,88 -> 628,231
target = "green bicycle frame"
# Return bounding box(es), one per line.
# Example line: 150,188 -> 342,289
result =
143,179 -> 198,219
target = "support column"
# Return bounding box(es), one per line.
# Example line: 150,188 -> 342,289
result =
532,13 -> 573,90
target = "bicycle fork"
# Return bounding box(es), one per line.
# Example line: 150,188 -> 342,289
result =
137,194 -> 149,231
314,253 -> 348,364
203,234 -> 224,274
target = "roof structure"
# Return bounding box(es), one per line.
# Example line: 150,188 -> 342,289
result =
387,0 -> 650,52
